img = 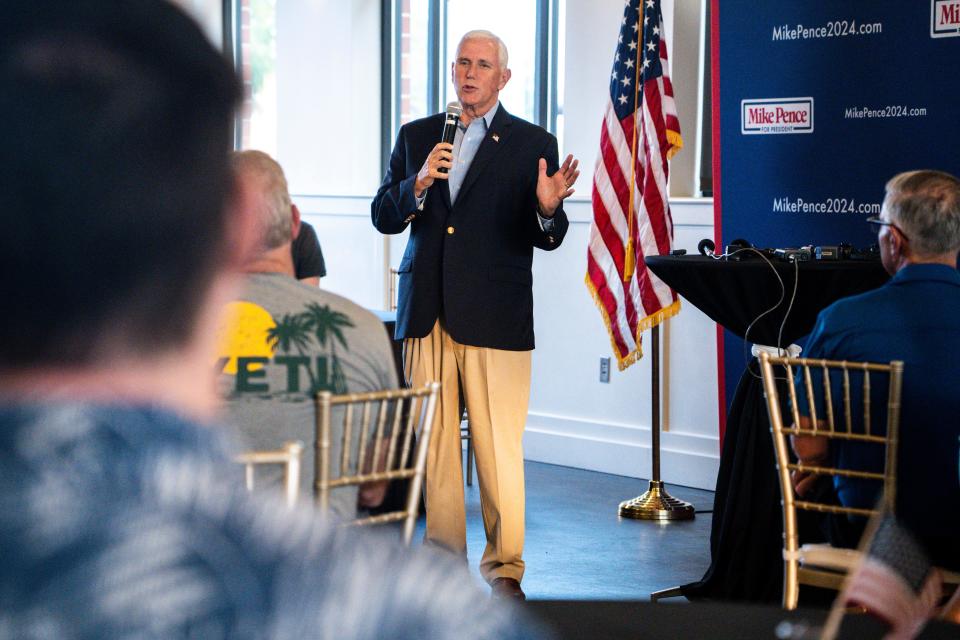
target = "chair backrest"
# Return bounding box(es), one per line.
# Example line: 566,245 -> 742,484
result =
315,381 -> 440,545
759,353 -> 904,554
235,440 -> 305,508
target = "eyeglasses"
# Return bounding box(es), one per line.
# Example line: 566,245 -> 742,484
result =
865,216 -> 909,241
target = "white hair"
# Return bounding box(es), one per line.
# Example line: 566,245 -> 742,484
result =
884,170 -> 960,257
457,30 -> 509,69
232,150 -> 293,251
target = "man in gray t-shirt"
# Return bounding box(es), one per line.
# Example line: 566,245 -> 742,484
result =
218,151 -> 398,517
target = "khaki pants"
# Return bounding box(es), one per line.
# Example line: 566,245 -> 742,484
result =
404,320 -> 531,583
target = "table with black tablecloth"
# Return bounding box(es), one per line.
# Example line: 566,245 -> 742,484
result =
645,255 -> 889,602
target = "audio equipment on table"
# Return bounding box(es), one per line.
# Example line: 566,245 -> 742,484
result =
697,238 -> 880,262
814,243 -> 880,261
724,239 -> 754,261
772,247 -> 812,262
697,238 -> 716,257
697,238 -> 760,261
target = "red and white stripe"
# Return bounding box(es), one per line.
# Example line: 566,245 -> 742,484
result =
587,33 -> 682,369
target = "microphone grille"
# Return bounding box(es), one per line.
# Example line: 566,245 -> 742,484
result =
445,101 -> 462,117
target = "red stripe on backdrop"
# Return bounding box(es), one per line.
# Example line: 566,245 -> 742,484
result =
711,0 -> 726,444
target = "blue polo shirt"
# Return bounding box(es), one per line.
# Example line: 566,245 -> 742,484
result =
799,263 -> 960,568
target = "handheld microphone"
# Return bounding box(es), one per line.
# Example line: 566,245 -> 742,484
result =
438,101 -> 462,174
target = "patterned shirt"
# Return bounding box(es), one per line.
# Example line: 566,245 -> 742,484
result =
0,403 -> 539,638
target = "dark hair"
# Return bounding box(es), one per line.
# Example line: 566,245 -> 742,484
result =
0,1 -> 241,367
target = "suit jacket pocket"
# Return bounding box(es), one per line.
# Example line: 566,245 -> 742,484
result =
489,265 -> 532,286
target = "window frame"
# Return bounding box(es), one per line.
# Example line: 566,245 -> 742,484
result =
381,0 -> 560,177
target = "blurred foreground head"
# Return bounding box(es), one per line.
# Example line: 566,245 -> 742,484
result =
0,0 -> 241,369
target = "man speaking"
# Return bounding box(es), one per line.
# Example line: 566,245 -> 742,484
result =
372,30 -> 579,600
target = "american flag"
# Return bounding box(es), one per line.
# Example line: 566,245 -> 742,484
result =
826,515 -> 942,639
585,0 -> 682,370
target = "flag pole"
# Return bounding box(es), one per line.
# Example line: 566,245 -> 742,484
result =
618,323 -> 695,520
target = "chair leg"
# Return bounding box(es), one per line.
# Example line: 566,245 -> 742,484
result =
783,560 -> 799,610
650,586 -> 684,602
465,431 -> 473,487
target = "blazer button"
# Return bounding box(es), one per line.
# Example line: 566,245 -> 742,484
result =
447,226 -> 455,235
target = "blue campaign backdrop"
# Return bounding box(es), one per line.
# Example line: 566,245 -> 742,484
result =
713,0 -> 960,422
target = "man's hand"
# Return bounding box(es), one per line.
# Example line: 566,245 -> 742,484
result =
790,416 -> 830,497
536,154 -> 580,218
414,142 -> 454,197
792,468 -> 823,497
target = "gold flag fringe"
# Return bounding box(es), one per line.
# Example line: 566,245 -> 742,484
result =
585,274 -> 682,371
665,129 -> 683,160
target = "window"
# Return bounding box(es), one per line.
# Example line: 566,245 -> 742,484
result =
386,0 -> 561,166
441,1 -> 538,122
233,0 -> 278,156
229,0 -> 382,196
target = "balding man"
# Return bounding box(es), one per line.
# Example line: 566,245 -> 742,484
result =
793,170 -> 960,570
222,150 -> 398,516
373,29 -> 580,599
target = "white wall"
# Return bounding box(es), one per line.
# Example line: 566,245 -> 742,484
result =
523,195 -> 719,490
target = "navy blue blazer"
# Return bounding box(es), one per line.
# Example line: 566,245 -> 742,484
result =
372,105 -> 568,351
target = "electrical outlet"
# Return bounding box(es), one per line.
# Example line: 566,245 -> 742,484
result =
599,357 -> 611,383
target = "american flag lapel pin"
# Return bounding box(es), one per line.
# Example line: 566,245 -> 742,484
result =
492,133 -> 500,142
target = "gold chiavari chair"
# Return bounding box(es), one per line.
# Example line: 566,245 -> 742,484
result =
389,267 -> 399,311
315,382 -> 440,546
461,411 -> 474,487
759,352 -> 903,610
235,440 -> 305,508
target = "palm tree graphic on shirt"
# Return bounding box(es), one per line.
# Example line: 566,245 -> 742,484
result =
301,302 -> 354,394
220,300 -> 357,397
265,312 -> 317,391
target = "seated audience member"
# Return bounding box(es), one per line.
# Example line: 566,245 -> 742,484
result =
0,2 -> 531,637
832,514 -> 945,638
293,220 -> 327,286
220,150 -> 396,515
792,170 -> 960,569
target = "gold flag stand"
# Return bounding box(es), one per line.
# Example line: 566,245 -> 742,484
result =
618,324 -> 695,520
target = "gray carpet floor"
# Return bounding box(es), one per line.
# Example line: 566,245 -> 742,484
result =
415,459 -> 714,600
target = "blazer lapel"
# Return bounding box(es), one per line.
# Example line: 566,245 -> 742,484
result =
454,105 -> 513,205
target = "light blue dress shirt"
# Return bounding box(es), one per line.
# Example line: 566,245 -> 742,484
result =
448,103 -> 498,204
415,101 -> 554,230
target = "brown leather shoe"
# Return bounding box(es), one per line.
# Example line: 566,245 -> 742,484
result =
490,577 -> 526,601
